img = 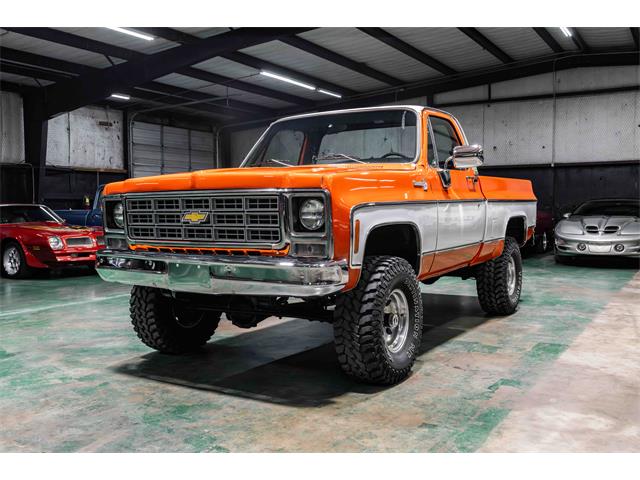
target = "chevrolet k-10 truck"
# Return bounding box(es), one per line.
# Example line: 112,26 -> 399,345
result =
96,106 -> 536,385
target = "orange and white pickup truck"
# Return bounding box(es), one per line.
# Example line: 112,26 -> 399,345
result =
97,106 -> 536,384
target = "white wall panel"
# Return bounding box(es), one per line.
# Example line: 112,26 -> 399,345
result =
46,106 -> 123,170
444,104 -> 485,146
0,91 -> 25,164
482,100 -> 554,166
554,92 -> 639,163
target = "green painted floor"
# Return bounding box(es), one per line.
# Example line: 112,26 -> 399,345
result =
0,255 -> 637,452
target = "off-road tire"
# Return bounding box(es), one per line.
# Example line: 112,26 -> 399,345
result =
130,286 -> 220,354
475,236 -> 522,315
1,241 -> 32,279
333,256 -> 423,385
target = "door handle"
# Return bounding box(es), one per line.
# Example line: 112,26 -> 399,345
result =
466,175 -> 479,183
413,180 -> 429,191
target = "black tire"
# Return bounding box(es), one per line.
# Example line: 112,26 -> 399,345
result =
130,286 -> 220,354
333,256 -> 423,385
475,237 -> 522,315
1,241 -> 32,279
534,232 -> 549,254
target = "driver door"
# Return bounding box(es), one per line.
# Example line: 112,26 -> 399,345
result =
427,113 -> 486,274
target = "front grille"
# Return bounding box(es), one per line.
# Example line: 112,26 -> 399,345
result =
125,194 -> 282,246
585,226 -> 599,234
604,226 -> 619,234
65,237 -> 93,247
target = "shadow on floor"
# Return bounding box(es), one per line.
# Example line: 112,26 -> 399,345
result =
557,256 -> 639,270
112,292 -> 488,407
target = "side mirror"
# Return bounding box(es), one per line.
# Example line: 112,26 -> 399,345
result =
449,144 -> 484,169
562,212 -> 571,219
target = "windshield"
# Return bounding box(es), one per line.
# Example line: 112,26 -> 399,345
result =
0,205 -> 64,224
244,109 -> 418,167
574,200 -> 639,217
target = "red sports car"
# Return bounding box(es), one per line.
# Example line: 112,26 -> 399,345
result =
1,204 -> 104,278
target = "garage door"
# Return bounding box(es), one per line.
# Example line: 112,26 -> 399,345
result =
131,121 -> 215,178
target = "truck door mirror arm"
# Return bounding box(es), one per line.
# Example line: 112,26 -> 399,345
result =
438,144 -> 484,189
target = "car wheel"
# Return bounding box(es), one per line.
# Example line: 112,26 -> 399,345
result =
333,255 -> 423,385
1,241 -> 32,279
475,237 -> 522,315
535,232 -> 549,253
130,286 -> 221,354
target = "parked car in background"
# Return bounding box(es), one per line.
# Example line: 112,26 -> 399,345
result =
55,185 -> 104,227
0,204 -> 104,278
554,198 -> 640,262
524,208 -> 554,253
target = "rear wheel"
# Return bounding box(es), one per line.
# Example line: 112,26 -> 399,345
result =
130,286 -> 220,353
333,256 -> 423,385
476,237 -> 522,315
1,242 -> 32,279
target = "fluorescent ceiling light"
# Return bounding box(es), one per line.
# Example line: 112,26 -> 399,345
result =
106,27 -> 154,41
559,27 -> 572,37
260,70 -> 315,90
110,93 -> 130,100
317,88 -> 342,98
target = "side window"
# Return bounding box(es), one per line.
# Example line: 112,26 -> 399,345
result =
429,117 -> 461,168
262,129 -> 305,166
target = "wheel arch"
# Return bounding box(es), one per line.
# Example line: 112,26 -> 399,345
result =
505,215 -> 528,246
362,222 -> 421,274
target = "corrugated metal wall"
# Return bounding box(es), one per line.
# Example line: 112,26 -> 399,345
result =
46,106 -> 124,170
131,121 -> 215,177
0,91 -> 25,164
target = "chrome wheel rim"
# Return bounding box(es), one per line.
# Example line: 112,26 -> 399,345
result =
541,232 -> 548,251
3,246 -> 20,276
506,256 -> 517,296
383,288 -> 410,354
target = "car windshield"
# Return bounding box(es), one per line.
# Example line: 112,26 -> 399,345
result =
574,200 -> 639,217
244,109 -> 418,167
0,205 -> 64,224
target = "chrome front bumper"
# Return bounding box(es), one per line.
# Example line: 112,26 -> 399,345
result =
554,233 -> 640,257
96,249 -> 348,297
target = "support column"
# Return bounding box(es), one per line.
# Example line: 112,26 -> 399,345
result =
22,92 -> 48,203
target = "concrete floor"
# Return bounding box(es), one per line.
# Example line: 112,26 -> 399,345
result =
0,254 -> 638,452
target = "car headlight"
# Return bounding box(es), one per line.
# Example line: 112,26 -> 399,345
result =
113,202 -> 124,228
48,236 -> 64,250
299,199 -> 325,231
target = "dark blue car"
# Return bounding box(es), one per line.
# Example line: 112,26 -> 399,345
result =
55,185 -> 104,227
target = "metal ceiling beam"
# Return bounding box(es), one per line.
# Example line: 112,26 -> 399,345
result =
533,27 -> 564,53
0,46 -> 273,117
458,28 -> 514,63
177,66 -> 315,107
3,27 -> 313,116
630,27 -> 639,50
569,28 -> 590,52
134,27 -> 356,97
357,27 -> 456,76
0,61 -> 74,83
233,50 -> 639,129
279,35 -> 404,86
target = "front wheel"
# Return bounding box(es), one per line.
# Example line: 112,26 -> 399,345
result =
333,256 -> 423,385
1,241 -> 32,279
475,237 -> 523,315
130,286 -> 220,354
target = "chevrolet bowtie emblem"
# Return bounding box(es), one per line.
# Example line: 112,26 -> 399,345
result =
182,211 -> 209,224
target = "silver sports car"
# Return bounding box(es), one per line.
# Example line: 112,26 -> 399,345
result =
555,198 -> 640,261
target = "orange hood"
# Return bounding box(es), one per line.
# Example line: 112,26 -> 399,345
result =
104,163 -> 418,195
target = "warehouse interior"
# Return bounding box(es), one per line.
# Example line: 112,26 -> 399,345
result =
0,27 -> 639,453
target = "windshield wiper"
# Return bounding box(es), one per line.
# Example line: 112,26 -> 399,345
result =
263,158 -> 294,167
314,153 -> 365,164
